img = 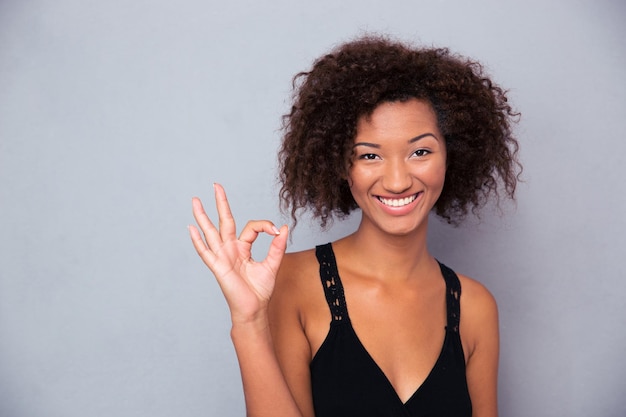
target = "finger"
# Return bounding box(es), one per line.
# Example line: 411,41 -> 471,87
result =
191,197 -> 223,250
213,183 -> 237,241
188,224 -> 217,266
238,220 -> 282,245
264,224 -> 289,274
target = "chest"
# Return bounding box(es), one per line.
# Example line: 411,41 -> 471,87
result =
306,279 -> 448,402
309,319 -> 471,417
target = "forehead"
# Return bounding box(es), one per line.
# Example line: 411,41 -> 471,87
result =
355,99 -> 440,139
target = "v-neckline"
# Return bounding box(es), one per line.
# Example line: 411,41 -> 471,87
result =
348,323 -> 449,407
325,243 -> 450,407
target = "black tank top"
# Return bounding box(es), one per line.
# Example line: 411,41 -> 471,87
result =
310,243 -> 472,417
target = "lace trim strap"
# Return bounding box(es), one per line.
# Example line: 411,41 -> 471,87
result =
315,243 -> 348,322
438,261 -> 462,333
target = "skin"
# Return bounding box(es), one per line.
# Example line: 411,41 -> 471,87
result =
190,99 -> 499,417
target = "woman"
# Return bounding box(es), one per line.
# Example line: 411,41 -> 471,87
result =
189,35 -> 520,417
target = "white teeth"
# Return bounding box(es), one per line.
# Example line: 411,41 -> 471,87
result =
378,194 -> 417,207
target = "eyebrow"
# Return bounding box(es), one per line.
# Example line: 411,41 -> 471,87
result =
353,132 -> 438,148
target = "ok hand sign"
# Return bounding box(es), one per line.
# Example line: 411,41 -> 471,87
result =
189,184 -> 288,324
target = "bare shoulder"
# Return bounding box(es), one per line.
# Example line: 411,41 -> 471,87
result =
456,273 -> 500,416
270,248 -> 321,316
456,273 -> 499,358
277,249 -> 319,281
275,249 -> 320,295
457,273 -> 498,317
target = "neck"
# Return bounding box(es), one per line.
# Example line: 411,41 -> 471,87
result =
336,215 -> 435,283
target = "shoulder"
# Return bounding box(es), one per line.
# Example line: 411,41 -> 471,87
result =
279,248 -> 319,276
457,273 -> 498,317
270,248 -> 321,317
456,273 -> 499,358
276,248 -> 320,291
456,272 -> 500,415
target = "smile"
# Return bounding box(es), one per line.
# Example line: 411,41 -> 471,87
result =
377,193 -> 419,207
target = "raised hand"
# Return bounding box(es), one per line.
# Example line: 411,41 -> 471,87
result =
189,183 -> 288,324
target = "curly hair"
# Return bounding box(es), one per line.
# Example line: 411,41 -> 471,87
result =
278,35 -> 521,228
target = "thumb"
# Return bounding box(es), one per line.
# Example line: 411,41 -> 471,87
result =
265,225 -> 289,273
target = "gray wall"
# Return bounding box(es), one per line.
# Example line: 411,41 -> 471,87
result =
1,0 -> 624,416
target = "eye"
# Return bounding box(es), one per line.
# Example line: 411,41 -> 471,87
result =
412,149 -> 431,157
358,153 -> 380,160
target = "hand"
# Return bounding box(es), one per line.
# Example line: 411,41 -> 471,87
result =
189,184 -> 288,325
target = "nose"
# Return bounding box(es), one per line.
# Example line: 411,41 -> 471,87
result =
382,159 -> 412,194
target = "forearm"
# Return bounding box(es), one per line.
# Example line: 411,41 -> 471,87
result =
231,318 -> 304,417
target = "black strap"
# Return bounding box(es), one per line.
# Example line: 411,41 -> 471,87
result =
438,261 -> 462,333
315,243 -> 348,322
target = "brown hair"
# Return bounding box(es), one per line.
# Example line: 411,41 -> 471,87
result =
279,35 -> 521,228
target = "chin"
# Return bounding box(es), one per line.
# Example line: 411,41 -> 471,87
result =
377,218 -> 428,237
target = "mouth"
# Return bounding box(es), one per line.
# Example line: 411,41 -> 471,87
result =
376,193 -> 420,207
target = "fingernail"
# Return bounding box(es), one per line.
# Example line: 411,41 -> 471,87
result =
272,226 -> 280,235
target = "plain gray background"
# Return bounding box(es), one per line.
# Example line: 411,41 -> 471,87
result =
1,0 -> 625,416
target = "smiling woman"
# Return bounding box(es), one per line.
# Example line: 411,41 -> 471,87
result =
348,99 -> 447,237
189,34 -> 521,417
279,36 -> 520,230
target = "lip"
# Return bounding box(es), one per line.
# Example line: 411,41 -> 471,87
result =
374,192 -> 422,215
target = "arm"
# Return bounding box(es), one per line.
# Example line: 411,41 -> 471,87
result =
459,276 -> 500,417
189,184 -> 303,417
268,256 -> 318,417
231,316 -> 305,417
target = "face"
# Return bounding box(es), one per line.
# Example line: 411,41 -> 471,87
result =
348,99 -> 446,236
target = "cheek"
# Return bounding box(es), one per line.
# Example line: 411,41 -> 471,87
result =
414,161 -> 446,186
428,157 -> 447,184
435,165 -> 447,186
347,166 -> 367,189
347,167 -> 374,200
